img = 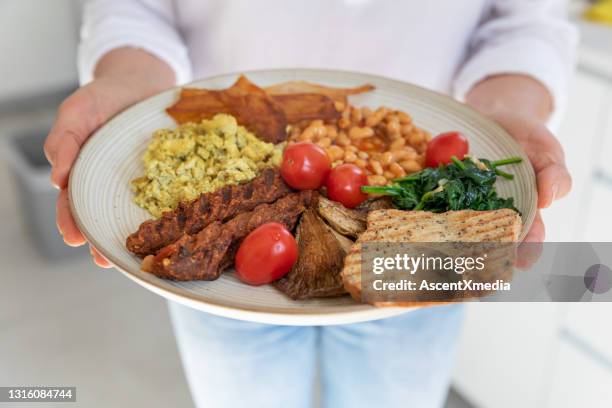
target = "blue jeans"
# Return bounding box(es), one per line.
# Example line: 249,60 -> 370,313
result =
168,302 -> 464,408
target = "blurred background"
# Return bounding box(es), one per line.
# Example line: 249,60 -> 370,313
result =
1,0 -> 611,407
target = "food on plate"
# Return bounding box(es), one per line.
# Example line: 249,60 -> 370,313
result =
425,131 -> 469,167
341,208 -> 522,303
124,74 -> 526,306
126,168 -> 292,258
275,209 -> 348,299
235,223 -> 298,286
315,196 -> 394,239
166,76 -> 374,144
167,76 -> 289,143
325,163 -> 369,208
361,156 -> 522,213
265,80 -> 375,104
316,196 -> 367,238
131,114 -> 282,217
268,93 -> 340,124
280,142 -> 332,190
289,105 -> 430,186
141,191 -> 317,281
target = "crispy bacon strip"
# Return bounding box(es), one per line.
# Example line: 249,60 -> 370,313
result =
167,75 -> 288,143
265,81 -> 375,104
270,93 -> 340,123
142,191 -> 318,281
126,168 -> 293,258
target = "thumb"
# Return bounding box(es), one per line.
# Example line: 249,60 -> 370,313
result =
44,88 -> 104,189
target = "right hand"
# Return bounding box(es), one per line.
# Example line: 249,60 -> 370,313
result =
44,77 -> 149,267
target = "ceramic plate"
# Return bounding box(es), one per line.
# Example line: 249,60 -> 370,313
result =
69,69 -> 537,325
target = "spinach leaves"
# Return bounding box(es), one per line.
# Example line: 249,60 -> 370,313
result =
361,156 -> 522,213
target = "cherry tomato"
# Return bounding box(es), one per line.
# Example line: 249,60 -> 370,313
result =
425,131 -> 469,167
235,222 -> 298,286
326,164 -> 369,208
280,142 -> 332,190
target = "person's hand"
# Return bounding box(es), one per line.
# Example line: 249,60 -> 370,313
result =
481,109 -> 571,270
44,48 -> 175,268
485,109 -> 571,244
44,77 -> 148,267
466,74 -> 571,251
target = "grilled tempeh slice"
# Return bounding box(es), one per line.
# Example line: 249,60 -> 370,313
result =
126,168 -> 292,258
141,191 -> 317,281
342,209 -> 522,302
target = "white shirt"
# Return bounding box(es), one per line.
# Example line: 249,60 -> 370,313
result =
78,0 -> 577,115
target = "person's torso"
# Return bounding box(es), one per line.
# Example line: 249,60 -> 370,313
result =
173,0 -> 490,93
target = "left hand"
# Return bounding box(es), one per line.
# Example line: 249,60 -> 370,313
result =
485,109 -> 571,243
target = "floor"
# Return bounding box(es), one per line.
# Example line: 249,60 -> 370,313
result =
0,103 -> 474,408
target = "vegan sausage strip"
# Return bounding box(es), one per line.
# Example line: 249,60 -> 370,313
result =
141,191 -> 318,281
126,168 -> 293,257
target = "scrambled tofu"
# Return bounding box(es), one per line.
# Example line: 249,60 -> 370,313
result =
132,114 -> 283,217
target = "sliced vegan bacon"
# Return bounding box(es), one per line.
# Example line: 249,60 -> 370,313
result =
141,191 -> 318,281
126,168 -> 293,258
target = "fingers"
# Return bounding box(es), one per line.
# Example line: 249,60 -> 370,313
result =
536,162 -> 572,209
516,211 -> 544,269
90,245 -> 112,268
523,211 -> 545,243
56,189 -> 86,246
44,94 -> 96,189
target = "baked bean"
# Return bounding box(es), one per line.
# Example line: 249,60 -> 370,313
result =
398,111 -> 412,124
386,120 -> 401,135
357,151 -> 369,160
327,145 -> 344,161
334,101 -> 346,112
336,131 -> 350,146
300,126 -> 316,141
325,125 -> 338,140
349,126 -> 375,140
392,149 -> 415,161
390,138 -> 406,150
350,106 -> 363,123
338,117 -> 351,129
345,151 -> 357,162
408,132 -> 423,145
365,110 -> 385,127
367,175 -> 388,186
383,171 -> 395,180
355,158 -> 367,169
369,159 -> 384,175
380,151 -> 394,166
385,113 -> 399,124
399,160 -> 422,174
389,162 -> 406,178
317,137 -> 331,148
401,124 -> 414,134
361,106 -> 373,118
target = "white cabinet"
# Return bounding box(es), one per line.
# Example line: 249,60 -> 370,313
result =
453,304 -> 564,408
542,72 -> 611,242
547,340 -> 612,408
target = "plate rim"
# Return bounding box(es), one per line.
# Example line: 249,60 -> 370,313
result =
68,67 -> 536,324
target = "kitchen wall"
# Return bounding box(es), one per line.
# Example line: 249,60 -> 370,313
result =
0,0 -> 79,102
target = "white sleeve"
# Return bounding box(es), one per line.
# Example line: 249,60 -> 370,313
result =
78,0 -> 192,85
453,0 -> 578,123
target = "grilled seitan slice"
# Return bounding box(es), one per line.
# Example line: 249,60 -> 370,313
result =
342,209 -> 522,303
275,209 -> 348,300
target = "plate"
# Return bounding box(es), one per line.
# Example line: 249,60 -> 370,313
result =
69,69 -> 537,325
